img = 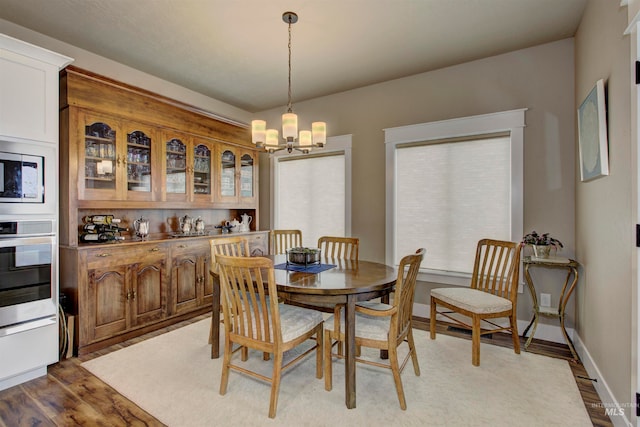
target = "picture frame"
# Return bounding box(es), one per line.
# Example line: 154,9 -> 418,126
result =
577,79 -> 609,182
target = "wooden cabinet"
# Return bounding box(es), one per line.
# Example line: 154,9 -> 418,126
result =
62,231 -> 268,354
215,144 -> 257,207
170,240 -> 211,316
58,67 -> 262,354
0,34 -> 72,144
162,131 -> 214,204
80,243 -> 168,347
76,111 -> 159,201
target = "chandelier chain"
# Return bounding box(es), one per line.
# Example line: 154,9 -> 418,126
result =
287,16 -> 293,113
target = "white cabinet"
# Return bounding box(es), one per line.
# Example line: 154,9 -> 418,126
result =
0,34 -> 72,390
0,33 -> 72,144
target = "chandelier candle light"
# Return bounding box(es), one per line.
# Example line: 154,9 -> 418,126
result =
251,11 -> 326,154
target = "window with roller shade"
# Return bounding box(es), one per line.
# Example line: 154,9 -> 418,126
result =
271,135 -> 352,248
384,110 -> 524,285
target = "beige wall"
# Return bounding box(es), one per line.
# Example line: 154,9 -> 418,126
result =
575,0 -> 635,421
258,38 -> 577,323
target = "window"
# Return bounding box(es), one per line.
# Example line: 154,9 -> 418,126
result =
271,135 -> 352,247
384,110 -> 525,285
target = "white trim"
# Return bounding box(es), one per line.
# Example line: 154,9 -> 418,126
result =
383,108 -> 527,144
269,134 -> 353,235
625,8 -> 639,35
574,333 -> 634,427
384,109 -> 527,280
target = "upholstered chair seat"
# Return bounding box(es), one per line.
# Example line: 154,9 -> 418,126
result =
430,288 -> 512,314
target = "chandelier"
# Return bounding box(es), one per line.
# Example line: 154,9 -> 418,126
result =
251,12 -> 326,154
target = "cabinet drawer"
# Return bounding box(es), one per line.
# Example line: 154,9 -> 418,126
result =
84,243 -> 168,268
170,239 -> 209,256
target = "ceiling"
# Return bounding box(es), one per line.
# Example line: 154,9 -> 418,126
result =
0,0 -> 587,113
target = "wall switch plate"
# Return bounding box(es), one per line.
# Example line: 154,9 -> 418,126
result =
540,293 -> 551,307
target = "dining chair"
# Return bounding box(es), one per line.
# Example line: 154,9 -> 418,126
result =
209,236 -> 251,357
216,254 -> 324,418
317,236 -> 359,260
270,229 -> 303,255
324,248 -> 425,410
430,239 -> 522,366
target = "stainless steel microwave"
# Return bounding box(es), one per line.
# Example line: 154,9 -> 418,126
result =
0,141 -> 56,217
0,151 -> 44,203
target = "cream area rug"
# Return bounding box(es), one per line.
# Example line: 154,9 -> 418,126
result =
82,319 -> 591,427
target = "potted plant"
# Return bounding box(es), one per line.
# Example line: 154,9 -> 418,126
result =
521,231 -> 563,259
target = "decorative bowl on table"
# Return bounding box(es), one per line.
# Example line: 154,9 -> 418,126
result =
286,247 -> 322,267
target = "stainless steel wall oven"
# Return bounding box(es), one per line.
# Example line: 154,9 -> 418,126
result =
0,219 -> 56,329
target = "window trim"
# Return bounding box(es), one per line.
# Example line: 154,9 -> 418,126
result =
269,134 -> 353,235
384,109 -> 526,286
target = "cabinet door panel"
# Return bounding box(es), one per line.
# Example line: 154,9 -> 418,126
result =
0,45 -> 67,143
201,253 -> 213,304
88,266 -> 128,342
132,261 -> 166,326
173,255 -> 199,314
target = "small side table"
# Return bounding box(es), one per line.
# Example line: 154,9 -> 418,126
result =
521,256 -> 580,360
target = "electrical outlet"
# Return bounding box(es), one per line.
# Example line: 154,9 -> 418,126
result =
540,293 -> 551,307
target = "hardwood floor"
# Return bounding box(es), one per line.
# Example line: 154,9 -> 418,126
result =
0,314 -> 612,427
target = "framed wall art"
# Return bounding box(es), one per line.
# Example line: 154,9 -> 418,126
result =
577,78 -> 609,182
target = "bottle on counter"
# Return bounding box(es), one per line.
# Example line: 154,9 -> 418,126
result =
82,223 -> 129,234
82,215 -> 122,225
79,232 -> 125,243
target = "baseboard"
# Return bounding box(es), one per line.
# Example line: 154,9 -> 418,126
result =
0,366 -> 47,392
414,302 -> 574,345
573,333 -> 633,427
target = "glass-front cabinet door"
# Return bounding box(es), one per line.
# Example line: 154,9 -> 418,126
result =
240,152 -> 255,203
78,111 -> 123,200
164,136 -> 188,201
124,123 -> 155,201
192,139 -> 214,203
216,146 -> 236,204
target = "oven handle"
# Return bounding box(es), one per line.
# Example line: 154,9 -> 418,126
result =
0,235 -> 55,248
0,316 -> 57,337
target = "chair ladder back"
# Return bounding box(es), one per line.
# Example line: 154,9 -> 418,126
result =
317,236 -> 360,260
471,239 -> 520,301
393,248 -> 425,337
270,229 -> 302,255
210,237 -> 251,274
217,255 -> 278,345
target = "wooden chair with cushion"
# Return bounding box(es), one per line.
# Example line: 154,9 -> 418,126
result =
324,248 -> 425,409
209,236 -> 251,358
317,236 -> 359,260
216,254 -> 324,419
430,238 -> 522,366
270,229 -> 302,255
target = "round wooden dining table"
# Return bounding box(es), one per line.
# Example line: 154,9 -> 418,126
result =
210,254 -> 398,410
